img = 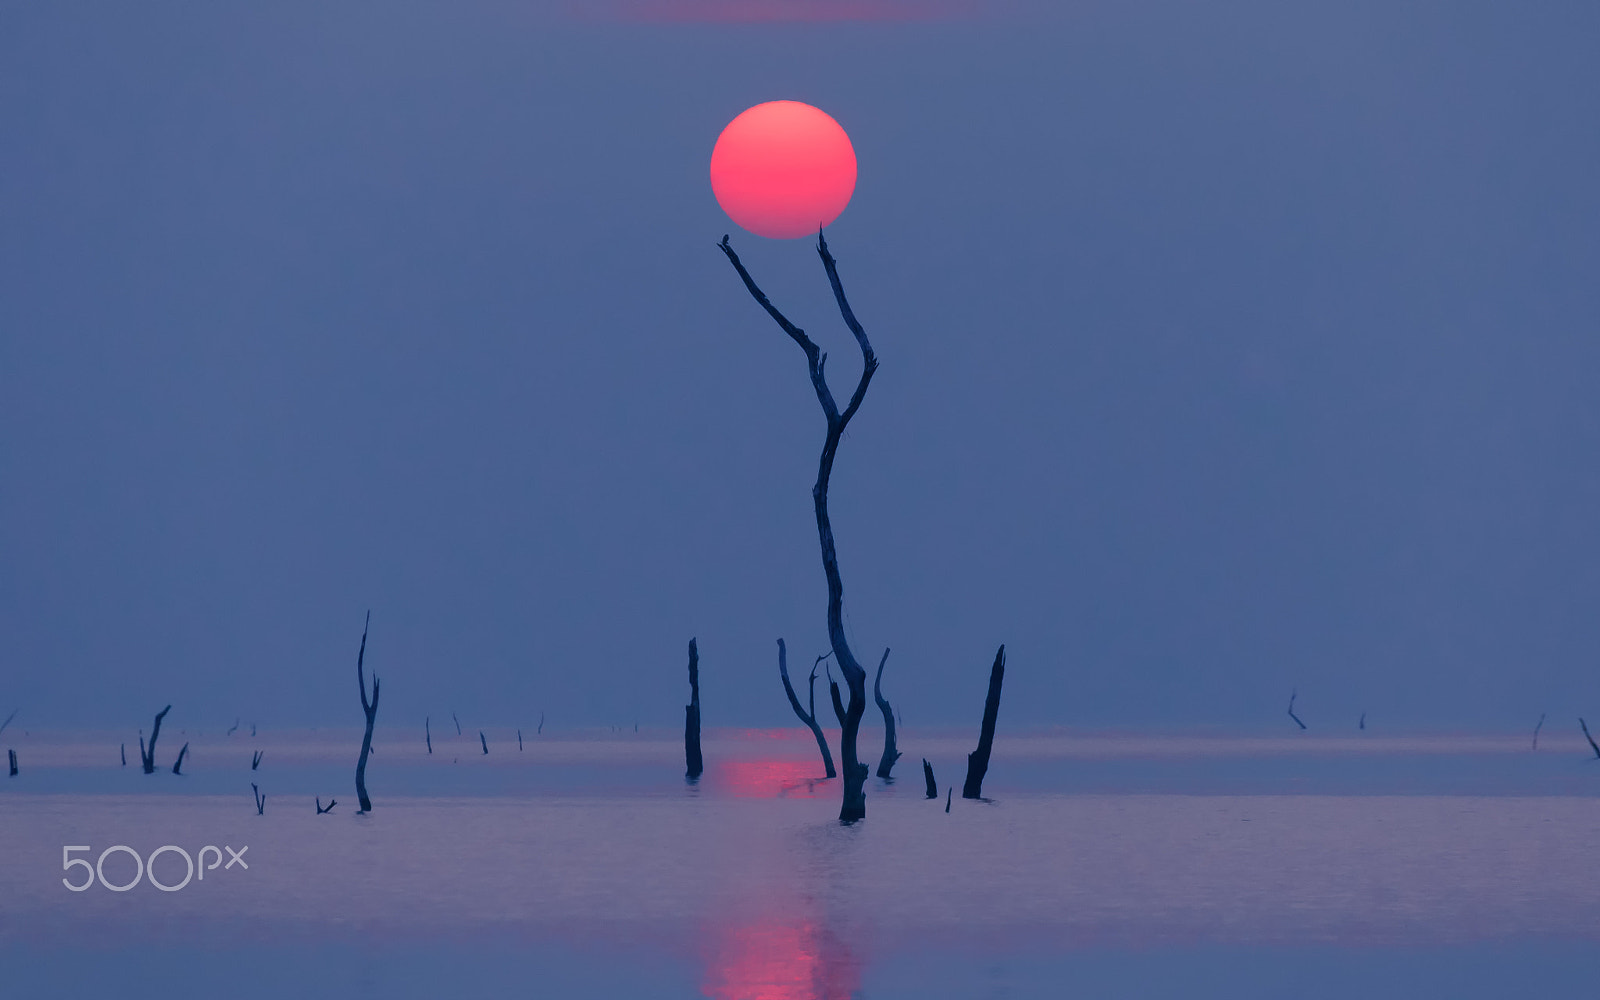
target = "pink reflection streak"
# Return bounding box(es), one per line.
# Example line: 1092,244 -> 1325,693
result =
588,0 -> 982,22
703,916 -> 861,1000
713,758 -> 836,798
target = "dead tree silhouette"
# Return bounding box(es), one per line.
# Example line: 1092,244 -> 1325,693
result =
354,612 -> 379,813
720,231 -> 878,821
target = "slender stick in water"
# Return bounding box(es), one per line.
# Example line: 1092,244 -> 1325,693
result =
354,612 -> 380,813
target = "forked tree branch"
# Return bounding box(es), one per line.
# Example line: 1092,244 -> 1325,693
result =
777,638 -> 836,779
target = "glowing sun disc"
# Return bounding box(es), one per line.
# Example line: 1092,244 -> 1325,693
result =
710,101 -> 857,240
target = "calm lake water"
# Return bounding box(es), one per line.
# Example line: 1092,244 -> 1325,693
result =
3,727 -> 1598,998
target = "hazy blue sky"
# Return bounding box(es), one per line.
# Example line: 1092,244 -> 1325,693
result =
2,1 -> 1597,732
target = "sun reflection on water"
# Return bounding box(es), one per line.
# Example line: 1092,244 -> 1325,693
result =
713,759 -> 836,799
702,916 -> 861,1000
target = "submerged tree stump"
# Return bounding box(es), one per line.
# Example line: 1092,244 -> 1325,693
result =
684,638 -> 703,779
962,646 -> 1006,800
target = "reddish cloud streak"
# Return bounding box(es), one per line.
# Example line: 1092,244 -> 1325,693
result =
584,0 -> 983,23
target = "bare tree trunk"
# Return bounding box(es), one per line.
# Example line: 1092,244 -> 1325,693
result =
1582,717 -> 1600,759
7,749 -> 15,777
922,758 -> 937,799
873,648 -> 901,778
828,665 -> 848,729
962,646 -> 1007,799
354,612 -> 379,813
684,638 -> 703,779
252,782 -> 266,815
777,639 -> 836,778
479,731 -> 488,754
120,743 -> 126,767
141,705 -> 171,774
172,742 -> 189,775
720,232 -> 880,822
426,717 -> 433,754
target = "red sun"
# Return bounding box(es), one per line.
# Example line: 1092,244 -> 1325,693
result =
710,101 -> 857,240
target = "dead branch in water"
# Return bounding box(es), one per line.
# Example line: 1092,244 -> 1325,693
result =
1287,691 -> 1307,731
777,639 -> 836,779
684,638 -> 703,779
426,717 -> 433,754
1532,712 -> 1546,751
251,783 -> 266,815
1581,718 -> 1600,759
922,758 -> 937,799
452,712 -> 461,736
120,743 -> 126,767
141,705 -> 172,773
251,750 -> 263,771
316,797 -> 337,814
962,646 -> 1007,799
7,749 -> 15,777
0,709 -> 16,738
354,612 -> 379,813
172,742 -> 189,775
479,731 -> 488,755
873,648 -> 901,779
